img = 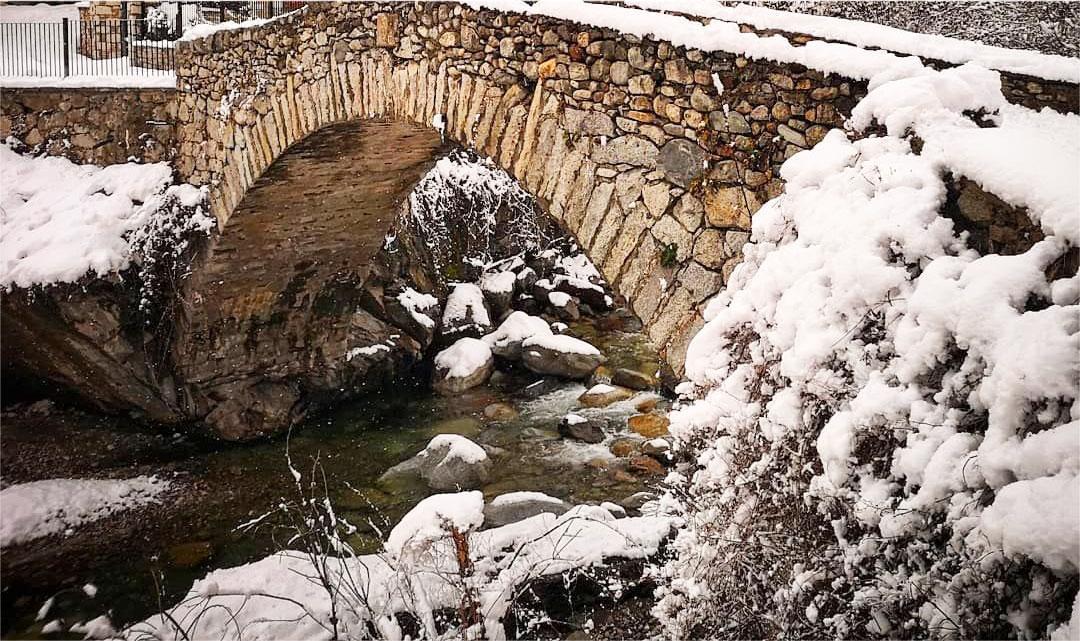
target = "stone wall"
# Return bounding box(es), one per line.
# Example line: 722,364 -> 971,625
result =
172,2 -> 1078,373
0,87 -> 177,165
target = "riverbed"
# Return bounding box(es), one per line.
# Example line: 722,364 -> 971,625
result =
0,313 -> 667,639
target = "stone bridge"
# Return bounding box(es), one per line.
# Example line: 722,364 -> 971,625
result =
3,2 -> 1076,438
167,2 -> 1076,374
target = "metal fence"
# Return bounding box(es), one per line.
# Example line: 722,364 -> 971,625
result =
0,2 -> 307,79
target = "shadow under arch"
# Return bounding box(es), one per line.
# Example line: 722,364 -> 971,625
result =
174,118 -> 450,439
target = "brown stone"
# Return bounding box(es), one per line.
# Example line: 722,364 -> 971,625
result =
703,185 -> 760,229
628,454 -> 665,476
610,437 -> 642,458
628,413 -> 670,438
538,57 -> 558,79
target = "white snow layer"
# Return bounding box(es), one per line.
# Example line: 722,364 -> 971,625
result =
626,0 -> 1080,83
434,337 -> 493,379
126,493 -> 673,641
483,310 -> 552,350
0,144 -> 212,289
0,476 -> 171,547
658,53 -> 1079,637
442,282 -> 491,328
522,334 -> 602,356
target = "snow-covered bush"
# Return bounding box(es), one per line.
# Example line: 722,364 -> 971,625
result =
655,74 -> 1078,637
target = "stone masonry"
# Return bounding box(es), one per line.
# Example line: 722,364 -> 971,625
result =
0,88 -> 177,165
169,2 -> 1076,373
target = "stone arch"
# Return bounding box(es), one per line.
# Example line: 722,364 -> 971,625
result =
172,3 -> 877,374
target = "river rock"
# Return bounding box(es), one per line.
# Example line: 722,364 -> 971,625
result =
551,274 -> 610,310
432,337 -> 494,395
483,402 -> 518,422
600,501 -> 628,518
609,436 -> 643,457
521,376 -> 563,398
441,283 -> 492,341
382,434 -> 493,490
483,491 -> 570,527
618,491 -> 656,512
521,334 -> 605,379
385,286 -> 440,346
641,437 -> 671,459
558,413 -> 606,443
611,368 -> 655,391
578,383 -> 635,408
628,413 -> 670,438
483,311 -> 552,360
629,454 -> 665,476
480,270 -> 516,320
547,291 -> 581,321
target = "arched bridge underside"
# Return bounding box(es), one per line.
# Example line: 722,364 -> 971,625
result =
172,2 -> 1078,373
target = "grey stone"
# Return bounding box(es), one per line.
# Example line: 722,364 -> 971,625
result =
483,492 -> 570,527
612,368 -> 655,391
592,135 -> 659,168
658,139 -> 706,188
558,414 -> 607,443
778,123 -> 807,148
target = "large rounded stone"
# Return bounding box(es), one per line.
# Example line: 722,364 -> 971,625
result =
432,338 -> 494,395
578,383 -> 635,408
628,413 -> 670,438
521,334 -> 605,379
558,413 -> 607,443
658,139 -> 706,188
483,491 -> 570,527
381,434 -> 492,491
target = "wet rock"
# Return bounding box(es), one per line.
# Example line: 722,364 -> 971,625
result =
589,365 -> 614,386
551,275 -> 610,310
484,311 -> 552,360
600,501 -> 628,518
618,491 -> 656,512
385,286 -> 440,346
612,368 -> 655,391
521,376 -> 563,399
480,271 -> 516,320
609,436 -> 643,457
432,338 -> 494,395
612,469 -> 638,484
483,402 -> 518,422
628,413 -> 670,438
521,334 -> 605,379
578,384 -> 635,408
382,434 -> 492,491
558,413 -> 606,444
629,454 -> 665,476
547,291 -> 581,321
641,437 -> 671,459
635,397 -> 659,413
483,491 -> 570,527
441,283 -> 492,341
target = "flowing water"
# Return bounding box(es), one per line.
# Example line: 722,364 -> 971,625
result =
0,317 -> 666,638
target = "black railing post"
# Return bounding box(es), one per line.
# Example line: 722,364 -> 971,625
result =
175,1 -> 183,39
62,17 -> 71,77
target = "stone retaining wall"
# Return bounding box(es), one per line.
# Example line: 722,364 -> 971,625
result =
0,87 -> 177,165
172,2 -> 1078,373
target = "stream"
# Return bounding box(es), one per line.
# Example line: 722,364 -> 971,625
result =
0,314 -> 667,639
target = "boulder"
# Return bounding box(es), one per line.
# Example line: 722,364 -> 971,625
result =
641,437 -> 671,459
578,384 -> 635,408
381,434 -> 493,491
599,501 -> 628,518
551,274 -> 610,310
628,413 -> 670,438
521,334 -> 605,379
612,368 -> 655,391
483,311 -> 551,360
618,491 -> 656,512
609,436 -> 643,457
629,454 -> 665,476
547,291 -> 581,321
520,376 -> 562,398
479,271 -> 516,320
432,338 -> 494,395
558,413 -> 606,444
483,491 -> 570,527
483,402 -> 518,422
385,286 -> 440,346
441,283 -> 492,341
